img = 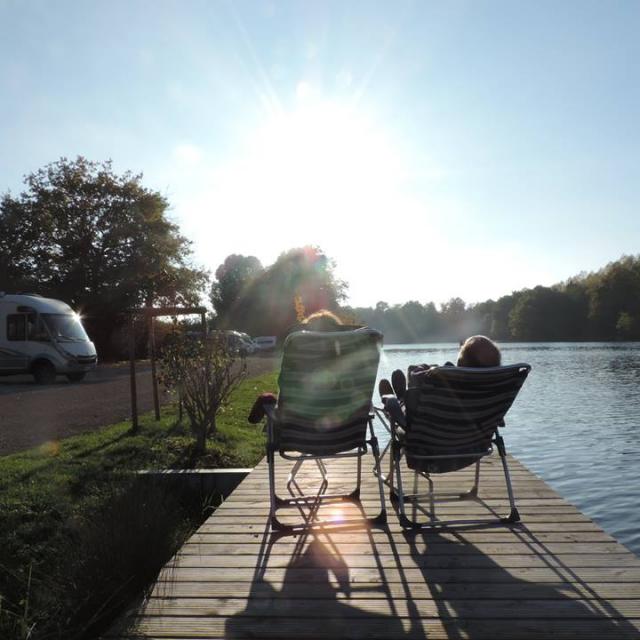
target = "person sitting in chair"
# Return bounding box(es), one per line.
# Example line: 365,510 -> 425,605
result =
248,309 -> 347,423
299,309 -> 344,332
380,335 -> 501,399
457,335 -> 501,367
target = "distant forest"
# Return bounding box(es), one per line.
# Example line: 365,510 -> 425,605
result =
345,255 -> 640,343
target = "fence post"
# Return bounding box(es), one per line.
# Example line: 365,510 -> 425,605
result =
129,314 -> 138,433
149,314 -> 160,420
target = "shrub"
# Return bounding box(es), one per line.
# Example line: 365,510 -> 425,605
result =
159,333 -> 247,454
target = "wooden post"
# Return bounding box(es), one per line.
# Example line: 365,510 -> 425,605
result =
201,311 -> 207,336
129,314 -> 139,433
149,314 -> 160,421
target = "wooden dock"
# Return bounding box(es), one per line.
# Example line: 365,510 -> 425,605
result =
110,453 -> 640,639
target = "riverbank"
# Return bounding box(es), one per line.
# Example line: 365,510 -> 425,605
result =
0,369 -> 278,640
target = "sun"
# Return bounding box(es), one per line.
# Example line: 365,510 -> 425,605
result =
197,93 -> 410,254
252,97 -> 403,214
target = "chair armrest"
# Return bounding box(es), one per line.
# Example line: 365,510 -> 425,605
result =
263,404 -> 277,439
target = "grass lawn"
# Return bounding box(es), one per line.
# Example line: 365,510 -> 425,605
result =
0,370 -> 277,640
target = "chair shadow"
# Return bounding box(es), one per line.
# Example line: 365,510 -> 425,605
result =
399,523 -> 640,639
224,507 -> 418,639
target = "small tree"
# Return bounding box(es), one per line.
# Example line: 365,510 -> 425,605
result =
159,333 -> 247,455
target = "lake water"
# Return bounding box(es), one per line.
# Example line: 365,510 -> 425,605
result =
376,342 -> 640,556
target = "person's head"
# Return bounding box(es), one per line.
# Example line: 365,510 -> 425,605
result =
457,335 -> 501,367
301,309 -> 343,332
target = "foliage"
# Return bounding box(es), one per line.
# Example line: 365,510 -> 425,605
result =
586,255 -> 640,338
209,254 -> 264,328
158,333 -> 248,454
616,312 -> 640,340
508,286 -> 587,340
209,246 -> 346,338
0,371 -> 275,640
0,157 -> 208,358
346,255 -> 640,343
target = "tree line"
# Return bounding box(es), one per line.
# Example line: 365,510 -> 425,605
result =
345,255 -> 640,343
211,252 -> 640,343
2,157 -> 638,359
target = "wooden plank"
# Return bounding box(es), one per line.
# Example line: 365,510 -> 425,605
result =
142,580 -> 640,600
171,553 -> 638,570
139,596 -> 640,618
118,616 -> 640,639
195,521 -> 609,533
188,531 -> 620,544
198,512 -> 597,522
177,541 -> 635,557
155,566 -> 640,584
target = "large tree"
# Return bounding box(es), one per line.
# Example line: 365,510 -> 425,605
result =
210,254 -> 264,330
0,157 -> 208,357
211,246 -> 346,338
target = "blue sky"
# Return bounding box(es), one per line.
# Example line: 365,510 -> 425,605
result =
1,0 -> 638,307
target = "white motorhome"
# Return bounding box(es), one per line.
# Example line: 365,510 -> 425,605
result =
0,293 -> 97,384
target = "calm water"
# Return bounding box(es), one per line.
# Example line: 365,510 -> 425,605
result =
376,342 -> 640,556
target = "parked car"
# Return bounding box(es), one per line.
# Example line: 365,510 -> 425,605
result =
252,335 -> 277,351
227,331 -> 257,356
210,330 -> 256,356
0,292 -> 97,383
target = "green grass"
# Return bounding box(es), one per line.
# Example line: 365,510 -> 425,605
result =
0,370 -> 277,640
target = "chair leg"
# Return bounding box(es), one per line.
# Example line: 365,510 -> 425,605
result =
368,434 -> 387,525
267,445 -> 280,522
459,460 -> 481,499
287,456 -> 329,489
393,447 -> 416,528
372,409 -> 392,481
388,442 -> 397,500
348,453 -> 362,500
373,439 -> 391,477
495,432 -> 520,523
287,458 -> 303,486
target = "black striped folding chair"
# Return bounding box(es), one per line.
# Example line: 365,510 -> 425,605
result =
383,363 -> 531,528
264,328 -> 387,531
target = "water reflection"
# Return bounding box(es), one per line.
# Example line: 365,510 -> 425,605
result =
378,342 -> 640,556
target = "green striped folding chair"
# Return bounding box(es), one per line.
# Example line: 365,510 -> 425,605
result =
383,363 -> 531,528
264,328 -> 387,531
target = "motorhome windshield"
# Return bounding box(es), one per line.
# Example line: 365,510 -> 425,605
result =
42,314 -> 89,342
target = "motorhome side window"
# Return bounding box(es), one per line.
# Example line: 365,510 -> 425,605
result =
7,314 -> 26,341
26,314 -> 39,340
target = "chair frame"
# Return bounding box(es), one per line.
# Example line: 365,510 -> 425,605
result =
265,405 -> 387,531
374,364 -> 529,529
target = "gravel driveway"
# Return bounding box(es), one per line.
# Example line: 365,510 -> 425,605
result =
0,356 -> 278,456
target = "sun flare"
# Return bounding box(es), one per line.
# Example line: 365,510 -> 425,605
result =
251,99 -> 404,210
192,95 -> 414,263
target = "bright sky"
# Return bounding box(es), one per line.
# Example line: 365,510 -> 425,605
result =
1,1 -> 639,307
